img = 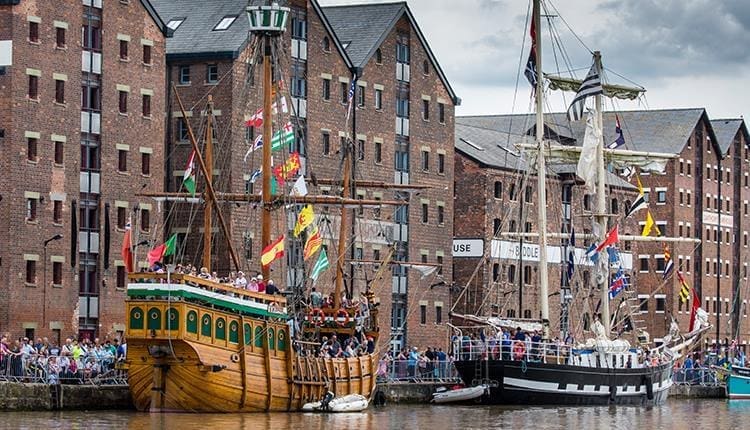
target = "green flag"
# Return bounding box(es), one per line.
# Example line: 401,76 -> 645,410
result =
163,233 -> 178,257
270,122 -> 295,150
183,150 -> 197,196
310,248 -> 329,283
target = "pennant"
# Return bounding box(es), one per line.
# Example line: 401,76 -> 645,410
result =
662,245 -> 674,280
244,134 -> 264,162
608,114 -> 625,149
595,225 -> 619,253
677,271 -> 691,304
270,122 -> 295,151
293,204 -> 315,237
523,1 -> 538,89
641,211 -> 660,237
310,248 -> 330,283
576,108 -> 600,194
245,108 -> 263,128
625,175 -> 647,218
567,59 -> 604,122
566,228 -> 575,281
609,267 -> 627,299
183,150 -> 197,196
586,243 -> 599,264
121,217 -> 134,273
290,175 -> 308,197
273,152 -> 301,184
147,234 -> 177,266
249,168 -> 262,184
261,235 -> 285,268
303,225 -> 322,260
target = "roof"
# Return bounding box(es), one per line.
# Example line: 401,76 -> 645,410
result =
140,0 -> 171,36
711,119 -> 749,155
322,2 -> 459,105
455,122 -> 634,190
458,108 -> 721,156
151,0 -> 250,60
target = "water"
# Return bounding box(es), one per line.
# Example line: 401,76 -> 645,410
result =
1,400 -> 748,429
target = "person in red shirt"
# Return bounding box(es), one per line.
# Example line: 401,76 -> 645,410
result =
256,274 -> 266,293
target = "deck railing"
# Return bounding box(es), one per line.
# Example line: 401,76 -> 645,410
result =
453,339 -> 573,364
672,368 -> 724,386
0,354 -> 128,385
376,359 -> 462,383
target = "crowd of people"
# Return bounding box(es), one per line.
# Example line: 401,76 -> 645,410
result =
0,334 -> 127,384
149,262 -> 283,296
376,346 -> 454,381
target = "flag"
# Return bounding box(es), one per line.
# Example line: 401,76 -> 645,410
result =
642,211 -> 660,236
303,225 -> 322,260
249,168 -> 262,184
689,286 -> 701,332
183,150 -> 197,196
595,225 -> 619,253
272,96 -> 288,114
346,76 -> 357,121
625,176 -> 647,218
523,1 -> 538,88
566,228 -> 575,280
261,235 -> 285,268
576,108 -> 601,194
607,247 -> 620,265
609,267 -> 627,299
677,271 -> 691,303
245,108 -> 263,128
662,245 -> 674,280
273,152 -> 301,184
586,243 -> 599,264
270,122 -> 295,150
147,234 -> 177,266
310,248 -> 330,283
244,134 -> 264,161
293,204 -> 315,237
121,217 -> 134,273
608,114 -> 625,149
290,175 -> 308,197
567,60 -> 604,122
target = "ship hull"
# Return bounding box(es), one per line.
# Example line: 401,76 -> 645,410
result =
727,366 -> 750,400
453,359 -> 672,406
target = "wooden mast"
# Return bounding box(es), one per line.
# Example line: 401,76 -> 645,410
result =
172,84 -> 241,271
335,140 -> 351,310
261,35 -> 273,280
203,96 -> 214,271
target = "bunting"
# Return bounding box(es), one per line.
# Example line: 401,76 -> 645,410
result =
625,176 -> 647,218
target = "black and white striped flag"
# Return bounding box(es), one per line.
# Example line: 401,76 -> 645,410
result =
566,61 -> 603,121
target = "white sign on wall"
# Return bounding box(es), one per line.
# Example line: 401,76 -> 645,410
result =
0,41 -> 12,66
452,239 -> 484,258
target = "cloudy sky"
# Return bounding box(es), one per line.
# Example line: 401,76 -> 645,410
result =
320,0 -> 750,121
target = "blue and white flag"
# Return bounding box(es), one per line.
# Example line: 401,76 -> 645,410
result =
567,60 -> 604,122
249,168 -> 262,183
607,247 -> 620,265
609,268 -> 627,299
244,134 -> 264,162
608,114 -> 625,149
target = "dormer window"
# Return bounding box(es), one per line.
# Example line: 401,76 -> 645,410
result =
213,15 -> 237,31
166,18 -> 185,31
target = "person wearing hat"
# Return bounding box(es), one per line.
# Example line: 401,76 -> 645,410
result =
256,274 -> 266,293
234,271 -> 247,288
248,277 -> 259,293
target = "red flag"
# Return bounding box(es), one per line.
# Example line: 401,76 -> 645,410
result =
595,225 -> 619,253
261,235 -> 285,268
245,108 -> 263,128
689,287 -> 701,332
147,244 -> 166,266
121,218 -> 134,273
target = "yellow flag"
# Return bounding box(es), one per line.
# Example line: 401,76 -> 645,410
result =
641,210 -> 661,237
293,205 -> 315,237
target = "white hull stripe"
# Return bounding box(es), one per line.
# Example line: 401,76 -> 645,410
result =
504,377 -> 672,397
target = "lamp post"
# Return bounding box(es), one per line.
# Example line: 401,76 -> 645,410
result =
43,233 -> 63,328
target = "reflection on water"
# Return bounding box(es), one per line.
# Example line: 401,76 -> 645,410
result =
1,399 -> 746,430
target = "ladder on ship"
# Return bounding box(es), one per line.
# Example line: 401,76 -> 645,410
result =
619,286 -> 649,345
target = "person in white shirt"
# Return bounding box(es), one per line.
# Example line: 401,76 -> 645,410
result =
234,271 -> 248,288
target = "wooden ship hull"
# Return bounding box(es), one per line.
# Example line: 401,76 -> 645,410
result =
125,274 -> 376,413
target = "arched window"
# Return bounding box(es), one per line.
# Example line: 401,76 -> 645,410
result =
322,36 -> 331,52
422,59 -> 430,75
611,198 -> 619,214
375,48 -> 382,64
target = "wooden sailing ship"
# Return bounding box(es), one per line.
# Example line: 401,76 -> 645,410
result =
123,2 -> 394,412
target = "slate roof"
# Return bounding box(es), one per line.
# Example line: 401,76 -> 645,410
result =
458,108 -> 721,155
711,119 -> 749,155
322,2 -> 459,104
151,0 -> 251,60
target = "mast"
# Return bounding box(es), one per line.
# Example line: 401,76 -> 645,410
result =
335,134 -> 351,310
593,51 -> 610,335
533,0 -> 551,339
261,34 -> 273,280
203,96 -> 214,271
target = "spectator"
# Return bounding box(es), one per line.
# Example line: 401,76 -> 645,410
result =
265,279 -> 280,295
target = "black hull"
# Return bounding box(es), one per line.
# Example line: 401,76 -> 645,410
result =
454,359 -> 673,406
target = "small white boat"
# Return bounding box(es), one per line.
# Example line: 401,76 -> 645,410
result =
431,385 -> 487,404
302,393 -> 369,412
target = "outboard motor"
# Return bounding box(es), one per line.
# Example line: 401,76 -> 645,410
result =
320,391 -> 335,411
